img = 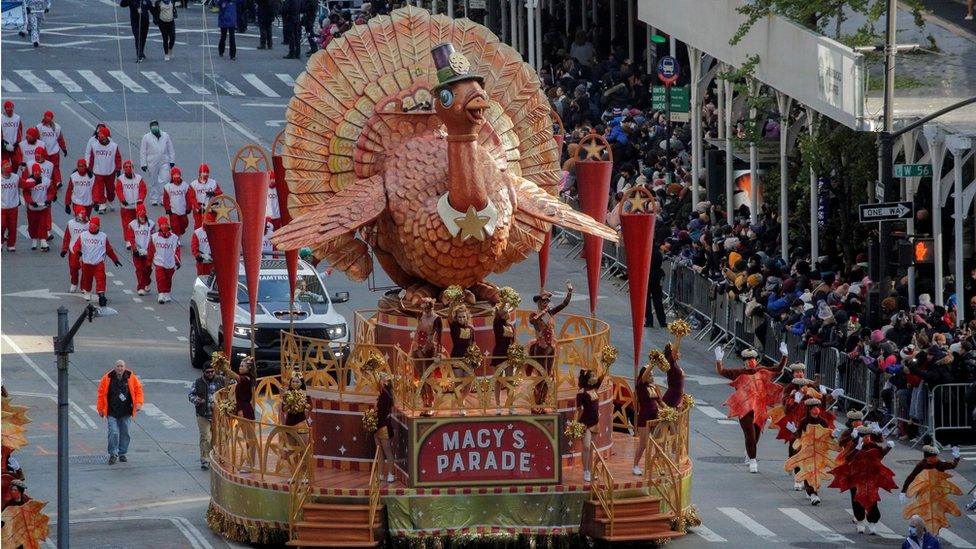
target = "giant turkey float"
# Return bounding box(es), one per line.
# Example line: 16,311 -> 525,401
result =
204,7 -> 697,547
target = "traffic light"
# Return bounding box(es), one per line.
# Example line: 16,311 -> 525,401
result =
913,238 -> 934,263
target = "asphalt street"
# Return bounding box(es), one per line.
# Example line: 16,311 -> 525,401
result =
2,1 -> 975,548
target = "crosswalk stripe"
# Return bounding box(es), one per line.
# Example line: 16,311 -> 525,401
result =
1,79 -> 23,93
941,529 -> 975,548
47,70 -> 82,92
716,507 -> 778,540
142,71 -> 180,94
691,524 -> 726,542
842,510 -> 900,539
780,508 -> 852,543
141,403 -> 185,429
969,514 -> 976,523
209,74 -> 244,96
275,73 -> 296,88
77,70 -> 113,92
14,70 -> 54,93
243,73 -> 280,97
171,72 -> 211,95
18,225 -> 28,239
108,70 -> 148,93
696,405 -> 727,420
51,224 -> 64,238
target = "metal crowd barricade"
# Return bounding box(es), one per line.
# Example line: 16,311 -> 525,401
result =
929,383 -> 973,447
840,359 -> 873,410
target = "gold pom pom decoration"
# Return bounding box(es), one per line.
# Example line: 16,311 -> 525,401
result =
681,393 -> 696,409
282,389 -> 308,415
497,286 -> 522,309
216,398 -> 237,417
211,351 -> 230,372
361,351 -> 388,374
658,404 -> 679,422
564,420 -> 586,441
648,349 -> 670,372
362,407 -> 378,434
668,319 -> 692,351
506,343 -> 527,367
441,285 -> 465,307
600,345 -> 618,370
464,343 -> 484,368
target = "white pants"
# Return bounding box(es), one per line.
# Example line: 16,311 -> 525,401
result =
146,161 -> 170,203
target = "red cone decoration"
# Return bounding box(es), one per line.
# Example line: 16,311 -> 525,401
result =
204,217 -> 243,359
574,132 -> 613,315
537,116 -> 565,290
232,145 -> 271,325
619,187 -> 658,371
271,131 -> 300,303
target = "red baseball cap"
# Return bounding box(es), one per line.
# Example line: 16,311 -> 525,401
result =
3,101 -> 12,110
171,167 -> 182,178
157,216 -> 170,227
123,159 -> 133,170
43,110 -> 54,121
74,204 -> 87,216
97,127 -> 110,139
136,204 -> 147,216
34,146 -> 46,158
76,158 -> 87,168
199,163 -> 209,173
90,216 -> 101,226
26,127 -> 39,139
30,163 -> 41,174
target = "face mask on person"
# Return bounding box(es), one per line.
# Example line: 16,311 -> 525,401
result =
150,124 -> 161,137
908,526 -> 918,538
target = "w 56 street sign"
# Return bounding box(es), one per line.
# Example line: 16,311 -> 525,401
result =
858,201 -> 914,223
894,164 -> 933,178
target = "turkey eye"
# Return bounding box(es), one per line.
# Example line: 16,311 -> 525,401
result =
438,89 -> 455,107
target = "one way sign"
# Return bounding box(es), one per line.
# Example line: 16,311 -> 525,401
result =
859,201 -> 914,223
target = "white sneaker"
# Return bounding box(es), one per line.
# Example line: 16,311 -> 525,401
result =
583,470 -> 592,483
793,481 -> 803,491
39,242 -> 49,251
809,494 -> 821,506
6,246 -> 14,251
386,473 -> 394,483
31,239 -> 37,250
867,523 -> 878,536
966,14 -> 974,20
125,243 -> 131,250
137,288 -> 146,296
744,454 -> 750,465
165,54 -> 171,61
69,284 -> 78,293
158,294 -> 165,304
632,466 -> 643,476
856,520 -> 865,534
748,459 -> 758,474
163,293 -> 172,303
82,292 -> 91,301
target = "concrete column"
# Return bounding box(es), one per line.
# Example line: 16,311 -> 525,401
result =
447,0 -> 453,18
535,0 -> 543,70
748,82 -> 759,225
688,46 -> 702,208
923,124 -> 947,306
464,0 -> 469,19
947,136 -> 972,325
807,107 -> 819,261
775,91 -> 793,261
669,36 -> 676,57
432,0 -> 437,15
716,69 -> 725,140
724,77 -> 734,219
526,0 -> 536,68
627,0 -> 635,62
515,0 -> 524,55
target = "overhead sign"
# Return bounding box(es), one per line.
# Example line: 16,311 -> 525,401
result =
894,164 -> 933,178
412,416 -> 559,487
858,201 -> 913,223
656,55 -> 680,86
651,85 -> 690,112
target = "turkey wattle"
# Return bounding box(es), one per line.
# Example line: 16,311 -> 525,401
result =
272,10 -> 616,297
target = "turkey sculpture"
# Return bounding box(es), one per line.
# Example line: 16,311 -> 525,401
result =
273,8 -> 617,302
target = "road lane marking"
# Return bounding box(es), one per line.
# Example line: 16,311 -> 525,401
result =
123,289 -> 133,294
242,73 -> 279,97
1,79 -> 23,93
113,280 -> 124,286
780,508 -> 852,543
141,403 -> 185,429
178,101 -> 261,142
717,419 -> 739,425
716,507 -> 778,541
142,71 -> 180,94
696,405 -> 727,419
50,516 -> 211,549
108,70 -> 148,93
1,335 -> 98,428
842,510 -> 900,539
940,529 -> 975,548
176,336 -> 188,342
51,224 -> 64,238
8,391 -> 89,429
144,306 -> 154,311
132,297 -> 143,302
14,70 -> 54,92
171,72 -> 211,95
208,74 -> 244,96
166,326 -> 178,332
47,70 -> 82,92
276,73 -> 296,87
77,70 -> 113,92
106,271 -> 114,277
691,524 -> 726,542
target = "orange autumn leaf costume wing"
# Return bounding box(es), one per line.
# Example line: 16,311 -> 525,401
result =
1,396 -> 31,451
1,500 -> 50,549
783,424 -> 837,491
828,447 -> 897,509
723,369 -> 782,426
902,469 -> 963,535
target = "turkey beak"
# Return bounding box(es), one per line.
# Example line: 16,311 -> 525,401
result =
465,95 -> 489,125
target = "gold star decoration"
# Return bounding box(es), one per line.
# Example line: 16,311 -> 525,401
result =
582,140 -> 605,161
625,194 -> 651,213
210,197 -> 237,222
240,150 -> 262,171
454,206 -> 490,242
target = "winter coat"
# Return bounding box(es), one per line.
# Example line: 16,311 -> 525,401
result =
217,0 -> 237,29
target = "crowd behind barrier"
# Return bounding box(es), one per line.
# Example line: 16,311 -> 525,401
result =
550,228 -> 975,448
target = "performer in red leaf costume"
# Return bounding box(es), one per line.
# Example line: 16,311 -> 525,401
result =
714,344 -> 787,474
831,409 -> 865,468
829,425 -> 897,535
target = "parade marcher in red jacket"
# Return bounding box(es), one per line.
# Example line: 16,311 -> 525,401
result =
61,205 -> 90,293
21,162 -> 55,251
1,101 -> 24,166
65,158 -> 95,219
1,161 -> 20,251
128,204 -> 156,295
72,216 -> 123,305
115,160 -> 147,248
189,163 -> 221,229
191,211 -> 214,276
148,216 -> 181,303
29,145 -> 61,239
88,127 -> 122,214
15,127 -> 40,169
36,110 -> 67,182
163,167 -> 196,237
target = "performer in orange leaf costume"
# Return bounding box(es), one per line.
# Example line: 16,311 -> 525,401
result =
829,424 -> 897,535
900,444 -> 963,536
714,344 -> 787,474
831,409 -> 865,468
783,398 -> 835,505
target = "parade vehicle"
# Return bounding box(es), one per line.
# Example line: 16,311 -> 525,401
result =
188,256 -> 349,375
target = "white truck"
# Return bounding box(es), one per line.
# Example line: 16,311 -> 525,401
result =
189,256 -> 350,375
